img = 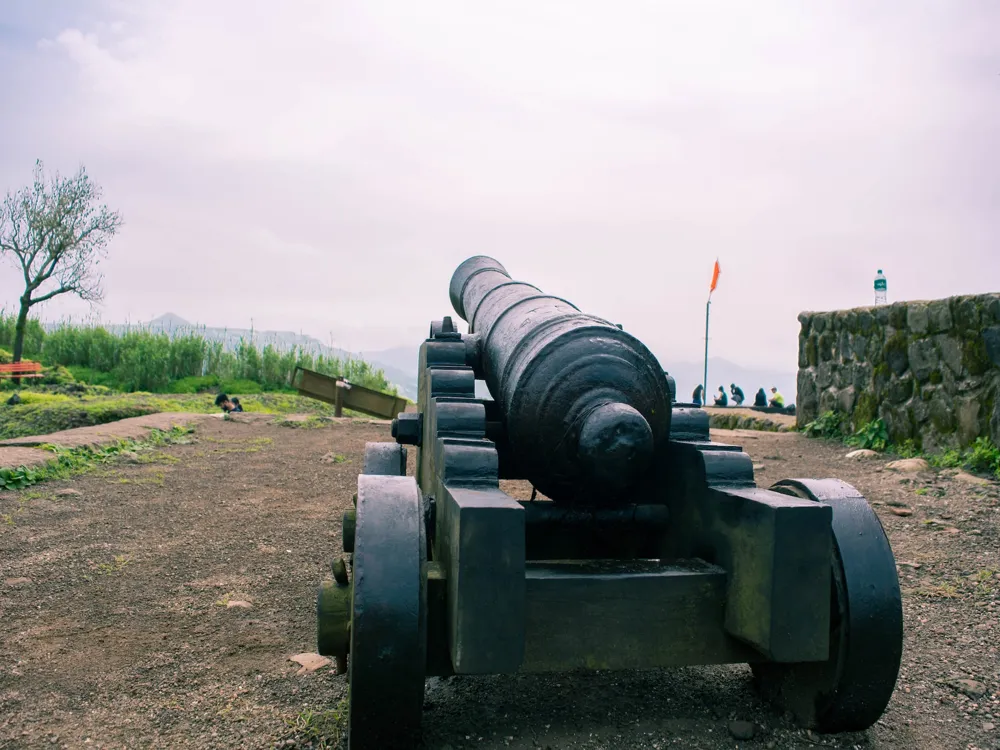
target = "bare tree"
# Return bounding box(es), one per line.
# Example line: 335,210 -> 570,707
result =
0,159 -> 123,363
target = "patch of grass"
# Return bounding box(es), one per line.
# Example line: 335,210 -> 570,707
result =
273,415 -> 335,429
0,425 -> 196,492
203,436 -> 272,447
96,554 -> 131,575
117,470 -> 166,486
915,487 -> 928,496
282,702 -> 348,749
969,569 -> 996,598
0,390 -> 351,441
907,582 -> 959,599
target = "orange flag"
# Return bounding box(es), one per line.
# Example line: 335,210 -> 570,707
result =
709,259 -> 721,295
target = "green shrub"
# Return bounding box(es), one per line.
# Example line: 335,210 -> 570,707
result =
164,375 -> 221,394
966,437 -> 1000,476
845,419 -> 890,452
928,437 -> 1000,479
803,410 -> 846,440
65,366 -> 119,388
218,378 -> 263,395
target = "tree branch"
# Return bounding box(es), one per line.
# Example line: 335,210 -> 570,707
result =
28,285 -> 75,305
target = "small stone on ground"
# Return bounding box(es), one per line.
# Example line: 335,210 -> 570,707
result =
727,720 -> 755,740
942,677 -> 986,698
886,458 -> 931,473
289,653 -> 331,675
846,449 -> 879,459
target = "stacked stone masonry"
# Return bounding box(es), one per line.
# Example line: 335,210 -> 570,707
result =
796,294 -> 1000,451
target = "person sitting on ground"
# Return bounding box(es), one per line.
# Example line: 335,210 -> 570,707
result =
730,383 -> 745,406
691,384 -> 704,407
214,393 -> 242,414
713,386 -> 728,407
769,386 -> 785,408
753,387 -> 767,407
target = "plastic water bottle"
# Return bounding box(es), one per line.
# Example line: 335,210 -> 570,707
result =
874,269 -> 887,306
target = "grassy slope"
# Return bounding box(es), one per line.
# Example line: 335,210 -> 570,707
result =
0,391 -> 344,440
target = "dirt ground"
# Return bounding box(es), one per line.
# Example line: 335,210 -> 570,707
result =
1,418 -> 998,750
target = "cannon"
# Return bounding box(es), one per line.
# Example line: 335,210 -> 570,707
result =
316,256 -> 903,749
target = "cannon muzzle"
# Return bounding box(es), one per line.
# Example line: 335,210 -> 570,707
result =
449,256 -> 670,504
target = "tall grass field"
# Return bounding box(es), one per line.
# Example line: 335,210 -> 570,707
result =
0,315 -> 398,442
0,315 -> 393,394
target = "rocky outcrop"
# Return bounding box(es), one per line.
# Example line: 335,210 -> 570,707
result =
797,294 -> 1000,451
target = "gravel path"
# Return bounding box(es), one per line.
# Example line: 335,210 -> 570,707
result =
1,419 -> 997,749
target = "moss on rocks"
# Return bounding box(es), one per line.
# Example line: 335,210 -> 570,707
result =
853,390 -> 879,427
929,393 -> 956,434
907,303 -> 929,335
805,335 -> 818,367
952,297 -> 982,334
884,332 -> 910,376
818,332 -> 835,362
889,304 -> 908,329
929,369 -> 943,385
963,336 -> 992,377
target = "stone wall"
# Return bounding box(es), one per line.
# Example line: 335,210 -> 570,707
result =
796,294 -> 1000,451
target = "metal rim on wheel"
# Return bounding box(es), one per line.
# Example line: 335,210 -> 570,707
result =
754,478 -> 903,733
347,472 -> 427,749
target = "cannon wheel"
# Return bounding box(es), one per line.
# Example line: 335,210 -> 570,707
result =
753,478 -> 903,733
347,471 -> 427,749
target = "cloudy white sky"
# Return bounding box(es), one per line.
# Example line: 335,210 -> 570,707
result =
1,1 -> 998,371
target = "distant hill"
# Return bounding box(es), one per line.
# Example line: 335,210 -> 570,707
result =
42,314 -> 419,400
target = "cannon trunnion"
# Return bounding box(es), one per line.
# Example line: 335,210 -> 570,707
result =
317,257 -> 903,749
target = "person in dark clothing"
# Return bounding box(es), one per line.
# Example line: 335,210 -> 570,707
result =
691,384 -> 704,406
753,388 -> 767,407
713,386 -> 728,406
730,384 -> 745,406
214,393 -> 243,413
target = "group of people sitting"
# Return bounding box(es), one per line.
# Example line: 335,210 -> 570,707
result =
690,383 -> 784,409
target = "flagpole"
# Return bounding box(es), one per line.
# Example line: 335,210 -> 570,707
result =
703,258 -> 719,408
703,296 -> 710,406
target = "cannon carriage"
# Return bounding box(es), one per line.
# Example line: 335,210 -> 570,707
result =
317,256 -> 903,749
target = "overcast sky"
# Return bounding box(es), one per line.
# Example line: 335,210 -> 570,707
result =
1,1 -> 998,371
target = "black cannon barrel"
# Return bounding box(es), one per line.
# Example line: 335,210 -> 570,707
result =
449,256 -> 671,505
